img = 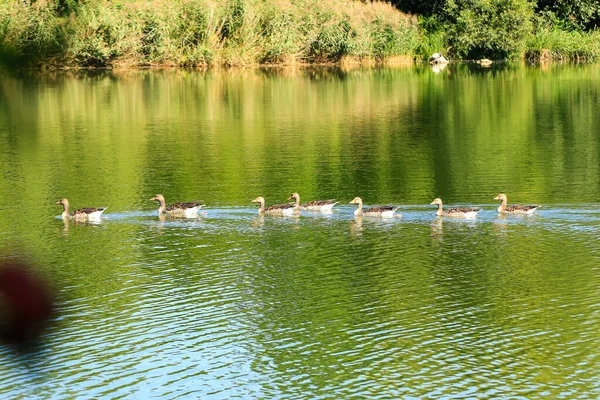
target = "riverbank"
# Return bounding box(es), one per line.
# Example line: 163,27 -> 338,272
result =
1,0 -> 600,69
0,0 -> 421,68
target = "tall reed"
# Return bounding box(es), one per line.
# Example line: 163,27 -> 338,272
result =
0,0 -> 421,68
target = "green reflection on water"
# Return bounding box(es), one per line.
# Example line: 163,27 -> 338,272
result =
0,64 -> 599,398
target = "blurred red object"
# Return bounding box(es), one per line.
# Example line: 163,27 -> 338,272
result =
0,261 -> 54,345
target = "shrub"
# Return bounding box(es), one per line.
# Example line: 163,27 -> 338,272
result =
526,13 -> 600,61
444,0 -> 534,59
0,3 -> 63,65
65,3 -> 138,66
536,0 -> 600,31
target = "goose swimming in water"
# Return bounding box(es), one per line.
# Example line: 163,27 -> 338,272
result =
349,197 -> 399,217
493,193 -> 540,214
151,194 -> 204,217
430,198 -> 480,218
252,196 -> 298,215
288,192 -> 337,212
56,198 -> 107,220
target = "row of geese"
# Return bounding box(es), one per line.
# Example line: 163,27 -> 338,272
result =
55,193 -> 540,220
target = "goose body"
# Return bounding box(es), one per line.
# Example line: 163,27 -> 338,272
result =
152,194 -> 203,217
252,196 -> 298,215
349,197 -> 399,217
288,193 -> 338,212
430,198 -> 480,218
494,194 -> 539,214
56,198 -> 107,220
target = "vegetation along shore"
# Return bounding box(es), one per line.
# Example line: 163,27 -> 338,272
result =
1,0 -> 600,69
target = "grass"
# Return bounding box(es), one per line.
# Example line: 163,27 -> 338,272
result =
0,0 -> 421,68
525,25 -> 600,62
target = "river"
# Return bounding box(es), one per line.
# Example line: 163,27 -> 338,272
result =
0,64 -> 599,398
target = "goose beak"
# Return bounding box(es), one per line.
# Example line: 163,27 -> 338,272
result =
430,201 -> 436,205
150,196 -> 157,201
493,196 -> 500,200
55,200 -> 61,205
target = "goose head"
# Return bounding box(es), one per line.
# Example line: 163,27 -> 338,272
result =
430,198 -> 443,205
55,198 -> 69,207
287,192 -> 300,201
349,197 -> 362,205
493,193 -> 507,201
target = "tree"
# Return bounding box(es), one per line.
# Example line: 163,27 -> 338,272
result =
536,0 -> 600,31
443,0 -> 534,59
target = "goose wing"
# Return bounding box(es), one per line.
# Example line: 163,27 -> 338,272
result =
447,207 -> 480,215
365,206 -> 397,213
167,202 -> 203,211
265,203 -> 296,212
72,207 -> 103,216
506,205 -> 539,212
302,200 -> 337,207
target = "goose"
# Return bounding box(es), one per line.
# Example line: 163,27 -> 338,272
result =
493,193 -> 540,214
55,198 -> 107,220
151,194 -> 203,217
349,197 -> 399,217
252,196 -> 298,215
288,192 -> 338,212
430,198 -> 480,217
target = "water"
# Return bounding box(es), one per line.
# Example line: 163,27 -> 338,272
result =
1,64 -> 599,398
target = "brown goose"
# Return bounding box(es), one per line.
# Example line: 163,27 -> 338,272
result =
493,193 -> 540,214
252,196 -> 298,215
430,198 -> 480,218
151,194 -> 203,216
288,192 -> 337,212
55,198 -> 107,220
349,197 -> 399,217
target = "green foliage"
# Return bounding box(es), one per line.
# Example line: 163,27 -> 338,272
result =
444,0 -> 534,59
393,0 -> 600,33
169,1 -> 220,66
0,3 -> 63,66
3,0 -> 600,67
0,0 -> 421,68
536,0 -> 600,31
307,12 -> 356,61
258,3 -> 299,63
526,12 -> 600,61
221,0 -> 246,41
370,16 -> 420,59
65,2 -> 137,66
397,0 -> 600,61
414,15 -> 446,60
